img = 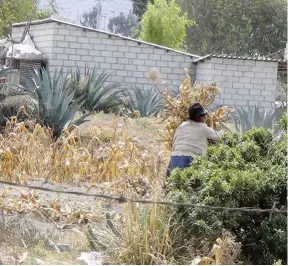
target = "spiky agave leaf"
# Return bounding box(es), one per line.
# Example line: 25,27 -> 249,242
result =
252,105 -> 262,127
234,106 -> 276,133
56,93 -> 87,136
91,87 -> 125,112
26,67 -> 88,138
72,67 -> 123,113
262,108 -> 276,129
0,67 -> 10,78
235,107 -> 250,132
126,85 -> 163,117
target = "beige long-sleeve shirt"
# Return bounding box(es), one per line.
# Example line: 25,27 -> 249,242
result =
171,120 -> 223,157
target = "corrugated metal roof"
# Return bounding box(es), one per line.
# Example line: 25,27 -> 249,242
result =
193,54 -> 287,64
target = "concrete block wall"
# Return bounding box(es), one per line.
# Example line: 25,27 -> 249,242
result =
12,23 -> 55,60
12,20 -> 197,91
12,19 -> 280,110
195,57 -> 278,109
276,80 -> 287,101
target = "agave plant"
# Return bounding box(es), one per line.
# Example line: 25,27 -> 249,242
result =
0,67 -> 38,127
123,85 -> 163,117
0,66 -> 10,77
0,67 -> 19,83
0,67 -> 10,91
70,66 -> 124,113
234,106 -> 277,132
26,67 -> 89,138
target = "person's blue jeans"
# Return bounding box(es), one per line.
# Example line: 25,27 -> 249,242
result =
165,155 -> 193,178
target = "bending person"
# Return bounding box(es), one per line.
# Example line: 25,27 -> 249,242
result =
166,102 -> 223,177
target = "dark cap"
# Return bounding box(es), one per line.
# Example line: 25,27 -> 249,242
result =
188,102 -> 207,120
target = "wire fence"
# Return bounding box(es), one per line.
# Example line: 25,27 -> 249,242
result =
0,180 -> 286,215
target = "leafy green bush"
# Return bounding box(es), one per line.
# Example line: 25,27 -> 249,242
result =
167,128 -> 287,264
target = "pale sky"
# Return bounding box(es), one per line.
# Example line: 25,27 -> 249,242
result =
40,0 -> 133,31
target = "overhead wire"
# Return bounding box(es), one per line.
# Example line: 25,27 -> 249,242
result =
0,180 -> 286,215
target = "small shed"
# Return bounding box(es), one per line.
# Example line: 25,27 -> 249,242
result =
0,34 -> 45,86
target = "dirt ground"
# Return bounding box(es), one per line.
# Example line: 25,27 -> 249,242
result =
0,113 -> 166,265
0,174 -> 126,264
0,113 -> 235,264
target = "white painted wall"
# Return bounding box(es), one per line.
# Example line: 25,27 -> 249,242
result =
12,22 -> 55,60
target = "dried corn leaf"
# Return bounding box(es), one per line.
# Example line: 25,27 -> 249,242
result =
161,69 -> 231,152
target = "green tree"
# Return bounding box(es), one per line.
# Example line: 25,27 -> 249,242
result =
131,0 -> 152,18
0,0 -> 54,37
177,0 -> 287,56
80,2 -> 102,29
140,0 -> 193,50
108,11 -> 138,37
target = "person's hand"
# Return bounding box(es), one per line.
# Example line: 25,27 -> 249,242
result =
208,139 -> 219,145
214,122 -> 221,131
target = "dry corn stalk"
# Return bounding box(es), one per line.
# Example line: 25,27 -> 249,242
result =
193,233 -> 241,265
0,118 -> 165,190
161,68 -> 231,152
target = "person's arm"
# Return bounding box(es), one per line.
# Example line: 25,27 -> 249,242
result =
204,125 -> 223,142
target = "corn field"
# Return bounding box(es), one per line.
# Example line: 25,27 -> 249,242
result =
0,117 -> 167,190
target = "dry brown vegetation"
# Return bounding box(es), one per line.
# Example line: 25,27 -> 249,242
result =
0,68 -> 244,264
161,69 -> 232,151
0,113 -> 168,189
0,112 -> 242,265
0,113 -> 174,264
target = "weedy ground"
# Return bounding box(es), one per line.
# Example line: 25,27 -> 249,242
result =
0,112 -> 173,265
0,113 -> 239,265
